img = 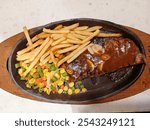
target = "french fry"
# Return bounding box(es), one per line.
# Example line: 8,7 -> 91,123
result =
54,24 -> 63,30
74,26 -> 89,31
31,36 -> 38,43
40,56 -> 51,65
74,30 -> 93,36
80,30 -> 100,44
17,39 -> 43,55
23,38 -> 51,76
40,44 -> 72,62
23,26 -> 33,46
51,37 -> 66,46
51,43 -> 72,51
57,45 -> 79,54
17,47 -> 40,61
43,28 -> 69,34
61,40 -> 69,44
51,34 -> 65,40
97,33 -> 122,37
67,34 -> 81,42
26,32 -> 45,45
37,33 -> 51,39
50,50 -> 57,65
70,32 -> 87,40
86,26 -> 102,32
67,39 -> 81,44
67,44 -> 92,63
57,42 -> 90,67
62,23 -> 79,30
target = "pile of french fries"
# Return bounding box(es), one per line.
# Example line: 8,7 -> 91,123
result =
16,23 -> 122,77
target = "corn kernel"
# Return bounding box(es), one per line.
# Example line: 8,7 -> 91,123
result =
29,78 -> 36,84
45,72 -> 50,77
31,68 -> 36,73
55,73 -> 60,79
63,86 -> 68,91
58,89 -> 63,94
69,82 -> 74,87
68,89 -> 73,95
24,64 -> 28,69
65,76 -> 69,81
60,68 -> 65,74
26,84 -> 31,88
43,69 -> 48,74
75,88 -> 80,94
46,89 -> 51,95
82,88 -> 87,93
38,83 -> 44,88
52,82 -> 57,87
44,87 -> 47,92
18,68 -> 23,75
30,68 -> 36,75
57,80 -> 64,86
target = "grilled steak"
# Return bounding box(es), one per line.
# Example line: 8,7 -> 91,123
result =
62,37 -> 144,81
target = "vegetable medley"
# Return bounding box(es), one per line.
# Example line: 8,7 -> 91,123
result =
15,62 -> 87,95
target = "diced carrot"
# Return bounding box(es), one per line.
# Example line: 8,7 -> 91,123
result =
60,85 -> 65,89
43,81 -> 47,86
36,77 -> 44,84
41,65 -> 46,69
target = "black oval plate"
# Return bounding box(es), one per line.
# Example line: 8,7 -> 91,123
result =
8,18 -> 145,104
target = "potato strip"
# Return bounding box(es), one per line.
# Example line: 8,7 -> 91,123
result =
54,24 -> 63,30
17,39 -> 43,55
57,42 -> 90,67
40,56 -> 51,65
97,33 -> 122,37
67,39 -> 81,44
62,23 -> 79,30
86,26 -> 102,32
51,43 -> 72,51
50,50 -> 57,65
57,45 -> 79,54
17,40 -> 43,55
67,34 -> 81,42
40,44 -> 72,62
51,34 -> 65,40
23,26 -> 33,46
43,28 -> 69,34
74,26 -> 89,31
67,44 -> 92,63
71,33 -> 87,40
17,47 -> 40,61
80,30 -> 100,44
51,37 -> 66,46
74,30 -> 93,36
23,38 -> 51,76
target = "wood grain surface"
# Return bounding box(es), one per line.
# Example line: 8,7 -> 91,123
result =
0,27 -> 150,104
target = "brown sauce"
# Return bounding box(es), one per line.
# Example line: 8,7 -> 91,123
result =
62,37 -> 144,81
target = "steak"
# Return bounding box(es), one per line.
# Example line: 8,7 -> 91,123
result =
62,37 -> 144,81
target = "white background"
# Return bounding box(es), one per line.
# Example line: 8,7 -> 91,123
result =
0,0 -> 150,112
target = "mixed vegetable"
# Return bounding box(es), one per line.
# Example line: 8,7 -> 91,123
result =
15,62 -> 87,95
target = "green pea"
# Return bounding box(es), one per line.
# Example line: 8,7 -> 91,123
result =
15,63 -> 20,68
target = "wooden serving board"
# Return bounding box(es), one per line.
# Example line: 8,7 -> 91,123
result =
0,27 -> 150,104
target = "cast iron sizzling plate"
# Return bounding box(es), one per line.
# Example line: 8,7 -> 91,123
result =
8,18 -> 145,104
